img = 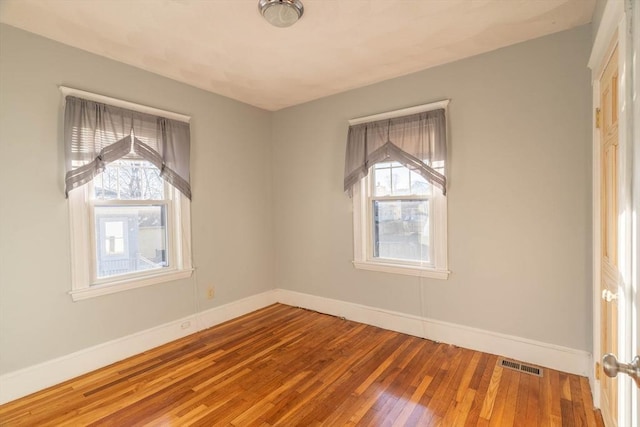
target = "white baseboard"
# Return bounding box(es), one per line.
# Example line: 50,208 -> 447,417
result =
0,288 -> 592,405
0,290 -> 277,405
274,289 -> 592,377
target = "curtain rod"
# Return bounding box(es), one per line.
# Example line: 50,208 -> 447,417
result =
348,99 -> 449,126
59,86 -> 191,123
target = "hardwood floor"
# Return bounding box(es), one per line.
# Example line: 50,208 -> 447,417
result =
0,304 -> 603,426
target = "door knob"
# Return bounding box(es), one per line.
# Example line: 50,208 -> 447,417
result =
601,289 -> 617,302
602,353 -> 640,388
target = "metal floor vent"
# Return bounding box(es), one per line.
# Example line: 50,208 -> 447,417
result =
498,358 -> 543,377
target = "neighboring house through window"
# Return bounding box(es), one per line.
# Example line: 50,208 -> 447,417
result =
63,88 -> 193,300
344,101 -> 449,278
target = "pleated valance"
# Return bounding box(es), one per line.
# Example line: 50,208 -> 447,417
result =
64,96 -> 191,199
344,108 -> 447,196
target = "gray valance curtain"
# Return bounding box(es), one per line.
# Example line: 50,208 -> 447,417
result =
64,96 -> 191,199
344,108 -> 447,196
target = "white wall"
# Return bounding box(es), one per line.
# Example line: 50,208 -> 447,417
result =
271,25 -> 593,352
0,24 -> 274,374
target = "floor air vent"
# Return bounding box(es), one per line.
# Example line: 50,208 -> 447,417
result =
498,358 -> 543,377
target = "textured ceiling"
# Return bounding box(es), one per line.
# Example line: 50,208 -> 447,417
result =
0,0 -> 594,111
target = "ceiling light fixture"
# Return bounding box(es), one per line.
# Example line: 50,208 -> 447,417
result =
258,0 -> 304,28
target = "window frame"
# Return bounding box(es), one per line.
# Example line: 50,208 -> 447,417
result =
350,101 -> 449,279
62,87 -> 193,301
69,180 -> 192,301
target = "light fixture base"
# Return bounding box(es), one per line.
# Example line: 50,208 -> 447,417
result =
258,0 -> 304,28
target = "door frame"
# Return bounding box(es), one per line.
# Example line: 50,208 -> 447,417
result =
588,1 -> 637,426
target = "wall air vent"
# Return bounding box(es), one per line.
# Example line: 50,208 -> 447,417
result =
498,358 -> 543,377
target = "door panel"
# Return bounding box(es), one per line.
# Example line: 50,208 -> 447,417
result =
599,45 -> 619,426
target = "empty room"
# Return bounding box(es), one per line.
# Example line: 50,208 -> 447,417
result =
0,0 -> 638,426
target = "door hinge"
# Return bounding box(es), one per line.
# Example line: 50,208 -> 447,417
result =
595,108 -> 601,129
595,361 -> 601,380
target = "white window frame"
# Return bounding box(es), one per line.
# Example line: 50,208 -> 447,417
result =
62,87 -> 193,301
350,101 -> 449,279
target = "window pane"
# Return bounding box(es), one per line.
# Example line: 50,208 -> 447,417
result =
391,166 -> 410,195
104,221 -> 125,255
373,167 -> 391,196
373,163 -> 432,197
372,199 -> 430,263
95,160 -> 164,200
94,205 -> 168,279
410,171 -> 431,195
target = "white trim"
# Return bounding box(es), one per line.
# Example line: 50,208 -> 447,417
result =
352,178 -> 367,262
630,3 -> 640,426
0,288 -> 593,405
348,99 -> 450,125
68,184 -> 192,301
616,9 -> 634,427
275,289 -> 591,376
588,0 -> 625,72
0,290 -> 277,404
352,261 -> 450,279
274,289 -> 591,377
432,189 -> 448,270
177,191 -> 193,274
69,269 -> 194,301
68,187 -> 92,292
59,86 -> 191,123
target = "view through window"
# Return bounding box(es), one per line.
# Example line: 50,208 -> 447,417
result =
371,162 -> 432,264
93,160 -> 169,279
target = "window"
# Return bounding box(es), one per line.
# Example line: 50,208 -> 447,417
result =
63,88 -> 192,300
345,101 -> 449,278
94,160 -> 169,279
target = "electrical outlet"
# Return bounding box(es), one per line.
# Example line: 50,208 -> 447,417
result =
207,286 -> 214,299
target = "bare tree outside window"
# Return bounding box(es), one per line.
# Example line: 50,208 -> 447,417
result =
94,159 -> 164,200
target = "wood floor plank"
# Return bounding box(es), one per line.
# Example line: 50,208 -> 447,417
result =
487,367 -> 512,427
525,374 -> 541,427
561,398 -> 576,427
570,375 -> 588,427
450,388 -> 476,427
579,376 -> 599,427
456,351 -> 482,402
0,304 -> 604,427
513,370 -> 531,424
479,361 -> 503,421
499,366 -> 521,426
375,339 -> 435,424
463,354 -> 497,427
429,347 -> 470,420
549,368 -> 564,422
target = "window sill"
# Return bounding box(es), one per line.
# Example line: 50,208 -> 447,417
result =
352,260 -> 449,279
69,269 -> 193,301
